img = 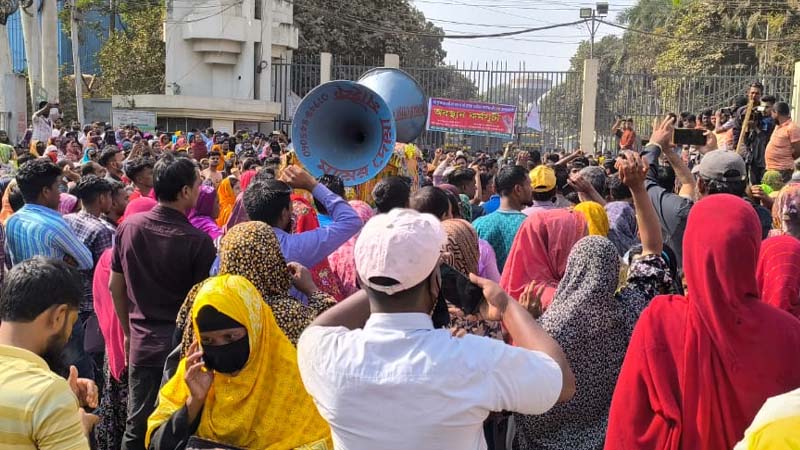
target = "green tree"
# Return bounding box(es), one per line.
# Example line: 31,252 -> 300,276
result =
94,2 -> 165,96
294,0 -> 446,64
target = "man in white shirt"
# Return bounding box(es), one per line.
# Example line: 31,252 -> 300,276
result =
297,208 -> 575,450
32,101 -> 59,143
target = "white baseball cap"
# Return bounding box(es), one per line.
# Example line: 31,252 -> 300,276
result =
354,208 -> 446,295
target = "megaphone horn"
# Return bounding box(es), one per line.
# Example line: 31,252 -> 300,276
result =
358,68 -> 428,144
292,80 -> 397,187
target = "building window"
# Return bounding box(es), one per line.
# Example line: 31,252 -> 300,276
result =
156,117 -> 212,133
254,0 -> 262,19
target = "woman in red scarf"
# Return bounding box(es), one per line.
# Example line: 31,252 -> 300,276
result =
757,235 -> 800,320
605,194 -> 800,450
290,193 -> 345,301
499,209 -> 586,309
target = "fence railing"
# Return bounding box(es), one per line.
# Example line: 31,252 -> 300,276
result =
272,54 -> 794,155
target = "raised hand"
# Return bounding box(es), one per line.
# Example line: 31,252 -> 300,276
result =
287,262 -> 317,296
469,273 -> 510,322
519,281 -> 544,319
67,365 -> 98,409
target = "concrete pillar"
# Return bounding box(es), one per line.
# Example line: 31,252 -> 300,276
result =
384,53 -> 400,69
320,52 -> 332,83
257,0 -> 273,101
792,61 -> 800,120
0,24 -> 11,79
20,5 -> 43,108
580,58 -> 599,155
41,0 -> 59,102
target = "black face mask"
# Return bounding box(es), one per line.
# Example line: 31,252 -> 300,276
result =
202,335 -> 250,374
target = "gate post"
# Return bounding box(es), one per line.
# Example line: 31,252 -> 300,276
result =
580,59 -> 599,155
320,52 -> 333,83
792,61 -> 800,119
384,53 -> 400,68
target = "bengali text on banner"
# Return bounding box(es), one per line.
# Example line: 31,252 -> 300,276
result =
425,98 -> 517,139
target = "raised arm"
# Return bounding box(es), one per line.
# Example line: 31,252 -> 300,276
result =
470,273 -> 575,404
618,151 -> 662,256
648,116 -> 696,199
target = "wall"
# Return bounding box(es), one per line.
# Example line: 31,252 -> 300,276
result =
6,6 -> 111,75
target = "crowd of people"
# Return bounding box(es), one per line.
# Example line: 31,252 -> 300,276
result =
0,82 -> 799,450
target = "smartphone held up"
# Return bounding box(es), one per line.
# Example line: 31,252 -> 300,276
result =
673,128 -> 706,146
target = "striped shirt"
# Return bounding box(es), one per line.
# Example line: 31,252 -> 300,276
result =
0,345 -> 89,450
5,204 -> 93,270
64,211 -> 115,312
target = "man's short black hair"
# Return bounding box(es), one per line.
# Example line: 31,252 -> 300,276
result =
0,257 -> 82,322
80,162 -> 99,177
38,101 -> 48,110
750,80 -> 764,91
124,157 -> 154,181
98,147 -> 122,167
244,180 -> 292,226
241,157 -> 260,171
479,173 -> 493,190
445,168 -> 476,190
608,174 -> 631,200
775,102 -> 791,116
74,175 -> 113,204
208,150 -> 221,159
701,176 -> 747,197
443,190 -> 462,219
410,186 -> 450,219
372,176 -> 411,213
153,154 -> 198,202
8,186 -> 24,211
16,158 -> 62,203
494,165 -> 527,197
656,165 -> 676,192
546,153 -> 560,164
761,95 -> 777,104
17,153 -> 34,167
315,174 -> 345,215
532,188 -> 557,202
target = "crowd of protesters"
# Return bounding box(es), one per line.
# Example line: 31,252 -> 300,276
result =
0,81 -> 799,450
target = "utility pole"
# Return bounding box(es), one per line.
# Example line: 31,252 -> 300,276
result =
20,0 -> 43,109
70,0 -> 85,125
109,0 -> 115,37
41,0 -> 59,102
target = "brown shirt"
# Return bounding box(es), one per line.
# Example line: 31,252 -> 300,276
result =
112,205 -> 216,367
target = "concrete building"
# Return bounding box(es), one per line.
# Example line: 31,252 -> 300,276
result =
113,0 -> 298,134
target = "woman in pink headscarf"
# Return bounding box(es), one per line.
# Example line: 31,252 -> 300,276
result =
94,197 -> 157,450
500,208 -> 587,309
328,200 -> 374,297
188,184 -> 223,241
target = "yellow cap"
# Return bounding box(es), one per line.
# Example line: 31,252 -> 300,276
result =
529,165 -> 556,193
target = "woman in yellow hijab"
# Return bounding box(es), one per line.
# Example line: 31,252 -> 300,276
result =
215,177 -> 237,227
146,275 -> 332,450
574,201 -> 610,236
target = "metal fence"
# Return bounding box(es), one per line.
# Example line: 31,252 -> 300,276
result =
272,56 -> 794,155
595,66 -> 794,152
272,56 -> 582,153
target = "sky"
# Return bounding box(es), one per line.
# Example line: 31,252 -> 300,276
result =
410,0 -> 632,71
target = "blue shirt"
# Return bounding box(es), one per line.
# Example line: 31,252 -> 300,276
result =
275,184 -> 362,301
6,204 -> 93,270
481,195 -> 501,214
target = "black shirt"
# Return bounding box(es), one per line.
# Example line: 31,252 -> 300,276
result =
112,205 -> 216,367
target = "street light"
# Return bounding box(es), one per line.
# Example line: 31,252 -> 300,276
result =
579,2 -> 608,59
